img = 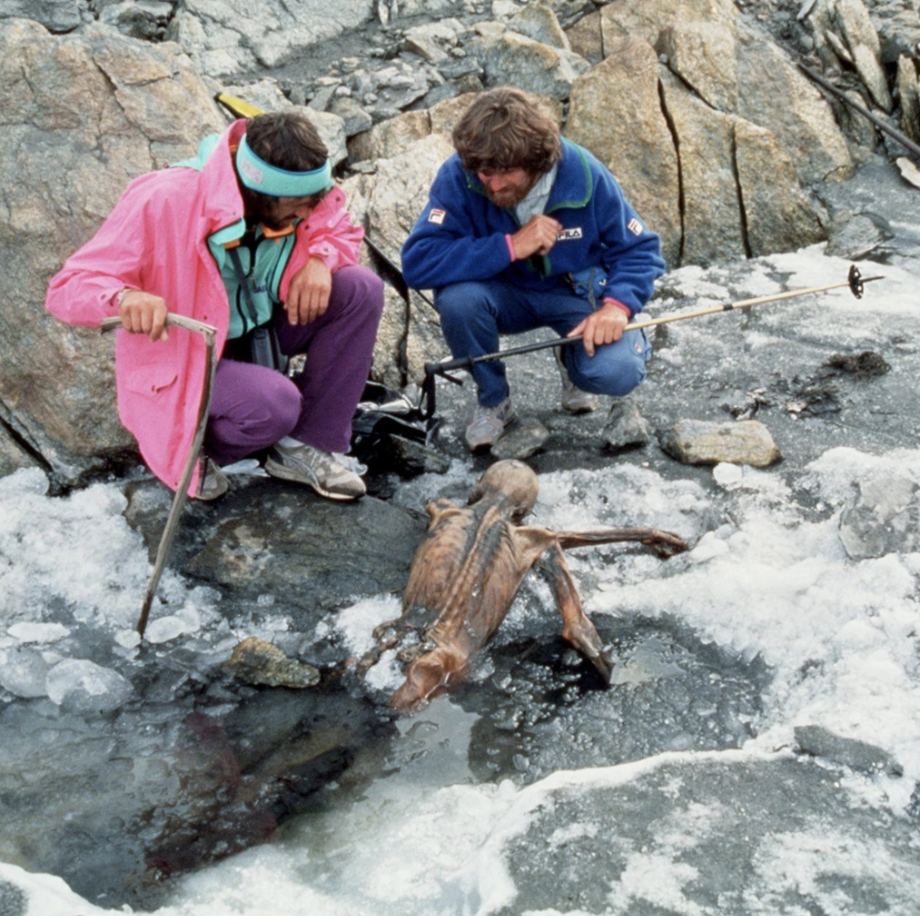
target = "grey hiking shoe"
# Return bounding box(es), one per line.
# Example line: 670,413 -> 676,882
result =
555,349 -> 598,414
195,455 -> 229,501
265,441 -> 366,501
464,396 -> 516,451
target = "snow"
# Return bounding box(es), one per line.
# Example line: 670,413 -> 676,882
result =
2,245 -> 920,914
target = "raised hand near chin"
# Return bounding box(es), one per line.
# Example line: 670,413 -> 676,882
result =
509,214 -> 563,260
286,256 -> 332,325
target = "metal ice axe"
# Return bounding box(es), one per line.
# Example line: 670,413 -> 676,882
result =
101,313 -> 218,638
420,264 -> 883,418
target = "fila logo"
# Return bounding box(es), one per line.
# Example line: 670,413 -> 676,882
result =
428,208 -> 446,224
557,227 -> 583,240
627,218 -> 644,236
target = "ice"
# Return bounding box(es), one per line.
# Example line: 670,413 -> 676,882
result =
1,245 -> 919,915
0,646 -> 50,698
145,614 -> 194,644
45,658 -> 133,714
7,622 -> 70,643
0,472 -> 152,632
335,594 -> 401,657
712,461 -> 744,489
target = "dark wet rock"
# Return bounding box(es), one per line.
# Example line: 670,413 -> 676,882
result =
463,614 -> 768,783
658,418 -> 783,467
481,753 -> 920,916
794,723 -> 904,775
125,478 -> 427,614
0,684 -> 389,910
225,637 -> 321,689
838,475 -> 920,559
0,881 -> 26,916
603,399 -> 651,449
491,416 -> 551,460
388,434 -> 453,476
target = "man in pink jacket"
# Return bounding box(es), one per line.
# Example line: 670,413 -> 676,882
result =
46,111 -> 383,501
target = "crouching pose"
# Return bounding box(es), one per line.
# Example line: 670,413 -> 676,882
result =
47,111 -> 383,501
401,87 -> 664,451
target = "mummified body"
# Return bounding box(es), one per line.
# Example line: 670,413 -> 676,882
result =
368,460 -> 687,711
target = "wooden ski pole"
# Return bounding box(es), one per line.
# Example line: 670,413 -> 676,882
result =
101,313 -> 218,637
421,264 -> 883,415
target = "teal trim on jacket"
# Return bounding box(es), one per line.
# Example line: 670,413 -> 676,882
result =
172,136 -> 297,340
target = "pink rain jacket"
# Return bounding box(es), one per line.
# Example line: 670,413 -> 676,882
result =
46,119 -> 364,495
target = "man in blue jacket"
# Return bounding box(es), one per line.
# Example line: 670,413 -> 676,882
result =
401,87 -> 666,451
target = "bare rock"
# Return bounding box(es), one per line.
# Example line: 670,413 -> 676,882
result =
343,133 -> 454,387
0,19 -> 225,485
734,119 -> 827,255
897,55 -> 920,146
165,0 -> 374,77
225,637 -> 321,688
603,400 -> 651,450
126,480 -> 426,612
896,155 -> 920,190
218,77 -> 349,164
481,31 -> 590,99
1,0 -> 81,32
507,0 -> 571,51
491,416 -> 551,460
567,38 -> 681,269
0,429 -> 39,478
388,434 -> 452,475
658,419 -> 783,467
659,69 -> 748,265
347,109 -> 432,163
658,16 -> 741,111
329,95 -> 374,137
603,0 -> 852,188
402,20 -> 464,64
833,0 -> 892,111
564,9 -> 603,64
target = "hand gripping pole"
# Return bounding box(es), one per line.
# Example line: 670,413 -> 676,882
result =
101,313 -> 218,637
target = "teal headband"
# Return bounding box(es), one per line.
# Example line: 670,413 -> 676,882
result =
235,134 -> 333,198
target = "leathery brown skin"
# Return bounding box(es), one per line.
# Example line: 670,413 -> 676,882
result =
366,460 -> 688,713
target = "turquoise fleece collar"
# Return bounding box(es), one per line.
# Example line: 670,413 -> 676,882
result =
235,134 -> 332,198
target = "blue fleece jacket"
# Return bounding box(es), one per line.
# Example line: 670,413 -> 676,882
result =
400,138 -> 665,315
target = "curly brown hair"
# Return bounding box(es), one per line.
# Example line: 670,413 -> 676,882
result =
452,87 -> 561,176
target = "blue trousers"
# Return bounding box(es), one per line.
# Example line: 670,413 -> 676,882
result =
435,279 -> 652,407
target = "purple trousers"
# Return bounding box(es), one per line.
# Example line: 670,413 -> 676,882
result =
205,265 -> 384,465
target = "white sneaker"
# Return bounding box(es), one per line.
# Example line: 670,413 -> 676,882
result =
464,396 -> 516,451
265,441 -> 366,501
555,349 -> 598,414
